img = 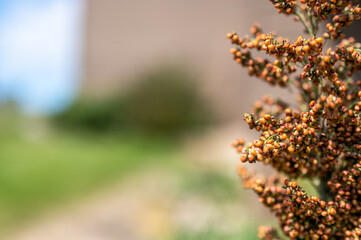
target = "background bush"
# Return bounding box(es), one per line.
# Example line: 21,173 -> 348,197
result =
53,67 -> 213,135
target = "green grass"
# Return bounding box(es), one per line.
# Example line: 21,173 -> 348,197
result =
173,224 -> 259,240
0,123 -> 177,230
0,113 -> 263,238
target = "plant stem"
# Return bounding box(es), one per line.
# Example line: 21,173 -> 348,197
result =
295,8 -> 315,37
307,10 -> 317,36
318,176 -> 331,201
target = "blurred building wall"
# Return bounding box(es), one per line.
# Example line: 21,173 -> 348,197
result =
82,0 -> 303,121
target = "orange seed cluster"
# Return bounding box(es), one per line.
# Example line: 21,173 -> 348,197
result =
228,1 -> 361,239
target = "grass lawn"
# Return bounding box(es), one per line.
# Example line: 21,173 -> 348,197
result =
0,122 -> 177,230
0,115 -> 264,239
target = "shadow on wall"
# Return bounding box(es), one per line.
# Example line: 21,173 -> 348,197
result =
53,66 -> 214,136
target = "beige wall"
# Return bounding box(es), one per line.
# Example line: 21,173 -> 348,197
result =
82,0 -> 303,120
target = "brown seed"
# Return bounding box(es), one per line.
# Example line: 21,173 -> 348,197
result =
230,48 -> 237,54
288,145 -> 295,153
316,37 -> 323,45
289,230 -> 298,238
267,44 -> 275,51
281,133 -> 287,141
339,85 -> 346,92
232,140 -> 239,147
255,179 -> 263,185
255,186 -> 263,193
312,196 -> 319,202
328,207 -> 336,215
323,55 -> 331,63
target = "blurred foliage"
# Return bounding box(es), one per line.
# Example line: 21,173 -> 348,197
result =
54,67 -> 213,136
0,130 -> 177,231
0,108 -> 261,238
122,68 -> 212,135
0,110 -> 178,231
53,98 -> 123,132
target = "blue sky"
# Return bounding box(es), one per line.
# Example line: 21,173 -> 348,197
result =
0,0 -> 85,114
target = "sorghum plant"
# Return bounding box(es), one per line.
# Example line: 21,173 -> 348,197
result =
227,1 -> 361,239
